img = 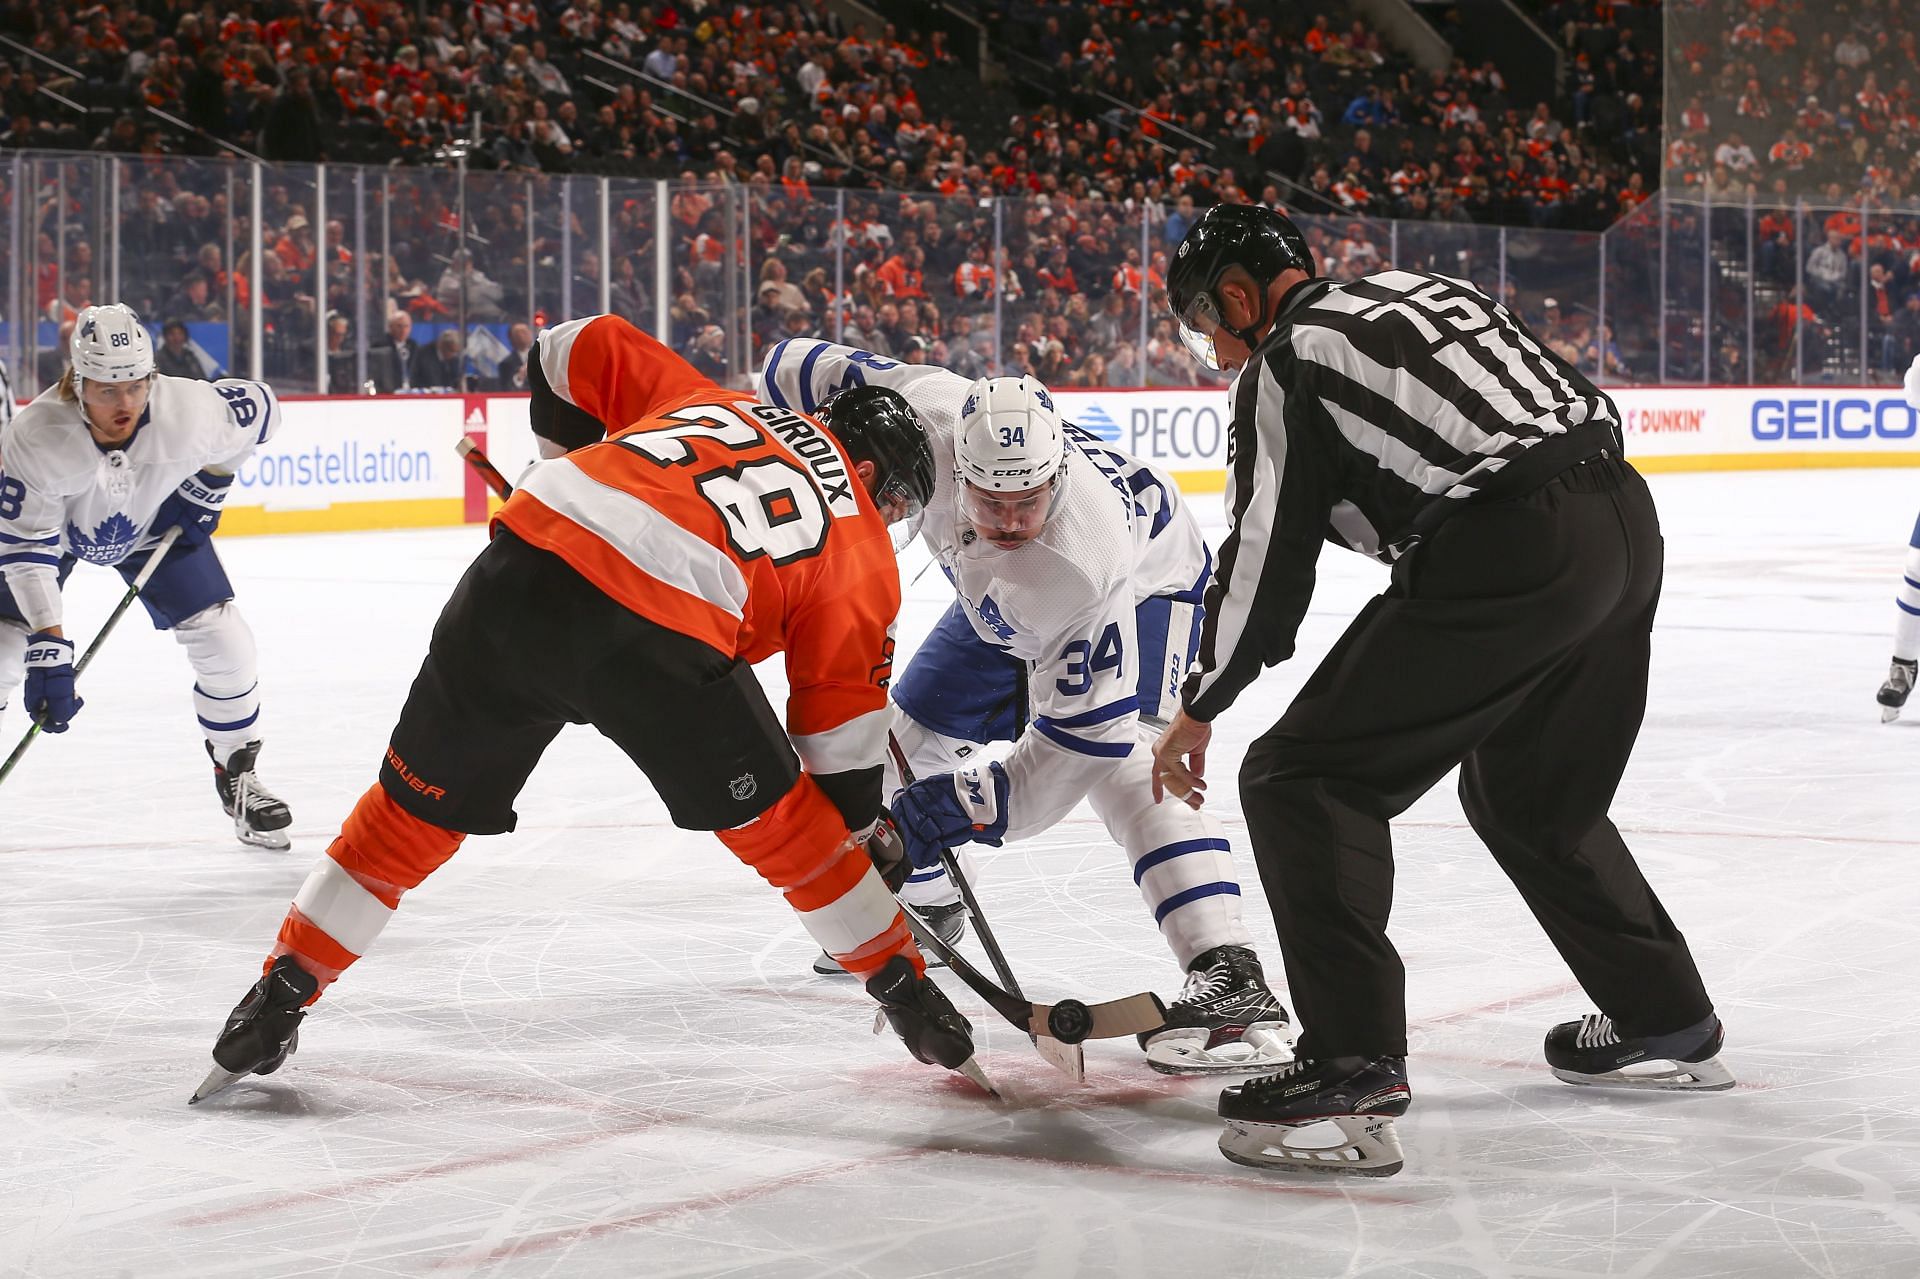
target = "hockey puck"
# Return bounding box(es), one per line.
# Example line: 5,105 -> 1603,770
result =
1046,999 -> 1093,1045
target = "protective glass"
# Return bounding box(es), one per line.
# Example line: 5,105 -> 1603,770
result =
871,474 -> 927,529
958,470 -> 1064,546
1175,289 -> 1227,371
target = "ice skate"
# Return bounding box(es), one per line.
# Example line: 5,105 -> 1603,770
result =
210,740 -> 293,850
190,955 -> 318,1103
1217,1054 -> 1411,1177
816,898 -> 965,975
1878,657 -> 1915,723
865,953 -> 995,1095
1138,944 -> 1294,1074
1545,1012 -> 1734,1090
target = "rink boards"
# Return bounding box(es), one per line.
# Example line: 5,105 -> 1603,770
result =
214,385 -> 1920,536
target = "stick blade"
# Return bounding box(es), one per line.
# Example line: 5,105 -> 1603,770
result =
1029,992 -> 1167,1042
1032,1035 -> 1086,1082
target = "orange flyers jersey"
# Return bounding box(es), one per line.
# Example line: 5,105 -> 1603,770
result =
494,318 -> 901,784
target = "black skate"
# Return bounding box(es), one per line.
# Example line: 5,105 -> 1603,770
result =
210,740 -> 293,850
815,899 -> 965,976
865,954 -> 995,1094
1545,1012 -> 1734,1091
1138,945 -> 1294,1074
190,955 -> 319,1103
1878,657 -> 1916,723
1217,1055 -> 1412,1176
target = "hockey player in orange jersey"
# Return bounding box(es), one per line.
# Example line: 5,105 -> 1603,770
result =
190,315 -> 974,1102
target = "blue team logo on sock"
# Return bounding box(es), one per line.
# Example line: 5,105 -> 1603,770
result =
67,512 -> 140,564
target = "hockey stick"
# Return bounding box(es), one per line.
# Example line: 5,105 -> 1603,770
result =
0,526 -> 184,786
888,734 -> 1162,1064
886,734 -> 1079,1075
456,435 -> 514,500
898,897 -> 1165,1044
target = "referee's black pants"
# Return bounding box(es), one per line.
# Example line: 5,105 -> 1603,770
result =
1239,457 -> 1715,1060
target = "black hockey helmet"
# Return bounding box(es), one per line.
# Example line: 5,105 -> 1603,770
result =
816,384 -> 936,524
1166,203 -> 1315,369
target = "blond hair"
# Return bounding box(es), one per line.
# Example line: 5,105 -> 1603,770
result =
56,366 -> 79,402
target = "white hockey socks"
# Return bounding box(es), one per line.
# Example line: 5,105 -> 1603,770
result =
1089,749 -> 1253,969
1894,518 -> 1920,661
175,602 -> 263,756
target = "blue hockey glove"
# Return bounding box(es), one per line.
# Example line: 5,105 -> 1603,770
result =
155,469 -> 233,545
890,761 -> 1011,869
23,631 -> 82,732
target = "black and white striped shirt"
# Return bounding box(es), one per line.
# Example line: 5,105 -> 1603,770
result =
1185,268 -> 1623,722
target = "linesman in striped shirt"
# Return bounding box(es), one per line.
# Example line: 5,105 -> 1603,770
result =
1148,205 -> 1732,1177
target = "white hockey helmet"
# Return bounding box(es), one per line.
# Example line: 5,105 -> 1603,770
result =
70,304 -> 155,383
954,375 -> 1068,545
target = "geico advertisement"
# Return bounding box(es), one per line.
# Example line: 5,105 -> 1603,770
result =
229,397 -> 466,508
1051,389 -> 1234,468
1610,387 -> 1920,455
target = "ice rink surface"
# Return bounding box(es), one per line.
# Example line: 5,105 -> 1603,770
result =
4,467 -> 1919,1278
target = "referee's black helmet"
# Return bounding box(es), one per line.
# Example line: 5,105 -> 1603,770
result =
1166,204 -> 1316,369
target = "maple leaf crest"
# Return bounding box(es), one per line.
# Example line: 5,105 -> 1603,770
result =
67,512 -> 140,564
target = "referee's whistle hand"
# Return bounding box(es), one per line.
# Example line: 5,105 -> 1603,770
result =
1151,708 -> 1212,810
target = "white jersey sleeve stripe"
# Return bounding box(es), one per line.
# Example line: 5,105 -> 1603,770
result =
517,458 -> 750,619
791,704 -> 891,776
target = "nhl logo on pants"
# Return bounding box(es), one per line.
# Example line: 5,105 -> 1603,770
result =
729,773 -> 758,802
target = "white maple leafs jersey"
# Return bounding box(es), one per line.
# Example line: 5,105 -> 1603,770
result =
0,374 -> 280,629
758,338 -> 1212,841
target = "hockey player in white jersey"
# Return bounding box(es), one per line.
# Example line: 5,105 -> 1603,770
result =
761,338 -> 1291,1073
0,304 -> 291,847
1876,353 -> 1920,721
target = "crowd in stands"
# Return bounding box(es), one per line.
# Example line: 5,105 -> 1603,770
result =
9,0 -> 1904,390
979,0 -> 1662,232
0,0 -> 1669,395
1652,0 -> 1920,381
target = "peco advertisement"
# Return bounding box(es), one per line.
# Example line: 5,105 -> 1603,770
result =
206,384 -> 1920,535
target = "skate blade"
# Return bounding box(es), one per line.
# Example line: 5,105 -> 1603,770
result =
1551,1054 -> 1736,1091
954,1055 -> 1000,1098
189,1060 -> 246,1105
1883,706 -> 1902,724
235,825 -> 292,851
1218,1114 -> 1405,1177
1146,1023 -> 1295,1075
1033,1034 -> 1085,1083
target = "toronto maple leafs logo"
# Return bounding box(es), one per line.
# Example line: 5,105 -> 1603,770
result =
962,393 -> 979,418
67,512 -> 140,565
973,593 -> 1017,643
1034,387 -> 1054,412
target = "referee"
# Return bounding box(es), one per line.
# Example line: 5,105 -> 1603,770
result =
1149,204 -> 1731,1177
